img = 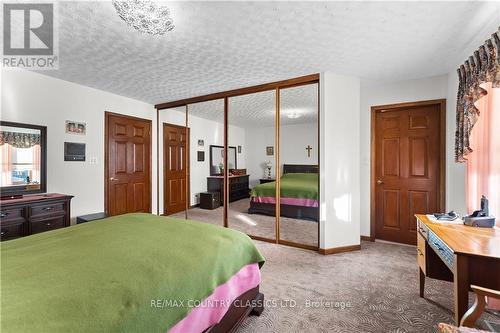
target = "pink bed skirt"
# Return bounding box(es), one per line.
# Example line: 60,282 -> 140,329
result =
168,263 -> 261,333
252,196 -> 318,208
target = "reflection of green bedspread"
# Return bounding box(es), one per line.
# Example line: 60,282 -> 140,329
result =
251,173 -> 318,200
1,213 -> 265,333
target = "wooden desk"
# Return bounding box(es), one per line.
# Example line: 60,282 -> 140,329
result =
415,214 -> 500,325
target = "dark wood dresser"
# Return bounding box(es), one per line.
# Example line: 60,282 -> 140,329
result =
0,193 -> 73,241
207,175 -> 250,204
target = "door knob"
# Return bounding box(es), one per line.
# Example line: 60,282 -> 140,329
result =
376,180 -> 383,185
110,177 -> 117,181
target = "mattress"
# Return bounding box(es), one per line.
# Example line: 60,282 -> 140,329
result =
0,213 -> 265,333
251,172 -> 319,207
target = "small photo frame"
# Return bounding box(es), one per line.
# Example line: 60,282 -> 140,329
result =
66,121 -> 86,135
238,145 -> 242,154
266,146 -> 274,156
197,151 -> 205,162
198,139 -> 204,147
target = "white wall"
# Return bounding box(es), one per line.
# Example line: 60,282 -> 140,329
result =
1,69 -> 156,220
445,73 -> 467,216
158,108 -> 245,210
320,72 -> 361,249
245,122 -> 318,187
359,75 -> 466,237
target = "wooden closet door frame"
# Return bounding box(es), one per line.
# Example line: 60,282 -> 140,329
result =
369,99 -> 446,241
104,111 -> 152,214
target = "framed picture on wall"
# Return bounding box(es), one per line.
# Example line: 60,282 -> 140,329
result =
65,121 -> 86,135
197,151 -> 205,162
266,146 -> 274,156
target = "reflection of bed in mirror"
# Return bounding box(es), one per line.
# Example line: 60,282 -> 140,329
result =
248,164 -> 319,222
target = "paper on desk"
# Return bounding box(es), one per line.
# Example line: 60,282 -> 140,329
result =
426,214 -> 464,225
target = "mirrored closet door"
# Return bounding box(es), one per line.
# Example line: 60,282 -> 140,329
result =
159,106 -> 188,218
278,83 -> 319,247
227,90 -> 277,240
156,74 -> 319,251
184,99 -> 225,226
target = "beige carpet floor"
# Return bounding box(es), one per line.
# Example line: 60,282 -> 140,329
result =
237,240 -> 499,333
172,198 -> 318,246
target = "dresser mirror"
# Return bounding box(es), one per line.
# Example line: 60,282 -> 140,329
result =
209,145 -> 236,176
0,121 -> 47,198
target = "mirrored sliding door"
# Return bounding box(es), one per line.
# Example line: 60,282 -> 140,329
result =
228,90 -> 277,240
156,74 -> 320,250
159,106 -> 188,217
184,99 -> 225,226
278,83 -> 319,247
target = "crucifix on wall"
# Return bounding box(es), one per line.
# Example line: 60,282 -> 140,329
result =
306,145 -> 312,157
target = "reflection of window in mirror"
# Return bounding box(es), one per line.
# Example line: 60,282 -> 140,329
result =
0,127 -> 42,189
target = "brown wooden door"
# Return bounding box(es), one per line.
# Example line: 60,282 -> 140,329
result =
374,102 -> 443,245
163,123 -> 189,215
106,113 -> 151,216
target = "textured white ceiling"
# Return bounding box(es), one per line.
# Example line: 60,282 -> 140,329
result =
186,83 -> 318,128
35,1 -> 500,105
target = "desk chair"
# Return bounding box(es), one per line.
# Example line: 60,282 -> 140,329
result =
439,285 -> 500,333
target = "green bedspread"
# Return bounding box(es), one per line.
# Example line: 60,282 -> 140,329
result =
0,213 -> 264,333
251,172 -> 318,199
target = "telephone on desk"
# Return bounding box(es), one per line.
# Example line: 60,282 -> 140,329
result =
463,195 -> 495,228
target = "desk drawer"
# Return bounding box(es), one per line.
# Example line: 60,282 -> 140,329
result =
417,218 -> 429,240
428,230 -> 454,270
417,232 -> 426,274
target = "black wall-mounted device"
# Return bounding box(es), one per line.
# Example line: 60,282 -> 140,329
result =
64,142 -> 86,161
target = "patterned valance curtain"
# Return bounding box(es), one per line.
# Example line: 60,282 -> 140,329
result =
0,131 -> 41,148
455,27 -> 500,162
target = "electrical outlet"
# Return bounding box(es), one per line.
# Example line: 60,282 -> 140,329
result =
89,157 -> 98,165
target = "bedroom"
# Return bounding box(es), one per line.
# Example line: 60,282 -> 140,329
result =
1,1 -> 500,333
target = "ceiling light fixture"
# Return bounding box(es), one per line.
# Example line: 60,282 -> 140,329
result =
112,0 -> 174,36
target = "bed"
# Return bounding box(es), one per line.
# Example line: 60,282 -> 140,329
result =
248,164 -> 319,222
0,213 -> 265,333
